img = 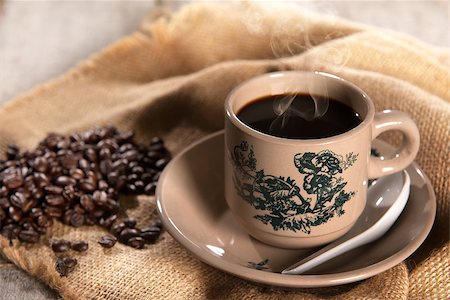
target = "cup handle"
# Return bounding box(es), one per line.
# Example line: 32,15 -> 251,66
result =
368,110 -> 420,179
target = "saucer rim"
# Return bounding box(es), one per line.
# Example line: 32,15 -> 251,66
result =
156,130 -> 436,288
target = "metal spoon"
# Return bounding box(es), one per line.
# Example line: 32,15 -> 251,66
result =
282,171 -> 410,275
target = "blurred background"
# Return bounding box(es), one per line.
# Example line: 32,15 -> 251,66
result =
0,1 -> 448,299
0,0 -> 449,105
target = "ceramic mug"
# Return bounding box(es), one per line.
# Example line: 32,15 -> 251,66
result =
224,71 -> 420,249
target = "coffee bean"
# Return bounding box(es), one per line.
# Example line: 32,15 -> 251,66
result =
8,206 -> 22,222
36,215 -> 53,228
70,213 -> 85,227
98,235 -> 117,248
150,137 -> 163,146
18,228 -> 40,243
45,195 -> 66,206
155,158 -> 169,170
79,158 -> 90,170
99,214 -> 117,228
119,228 -> 140,243
3,170 -> 24,189
135,179 -> 145,190
55,256 -> 77,277
92,190 -> 107,205
33,157 -> 48,173
44,185 -> 63,195
144,183 -> 157,195
85,148 -> 97,162
111,222 -> 126,237
45,207 -> 63,218
80,195 -> 95,212
51,240 -> 71,253
127,237 -> 145,249
140,226 -> 161,244
79,180 -> 95,192
123,217 -> 136,228
6,145 -> 20,160
71,240 -> 89,252
69,168 -> 84,180
10,192 -> 27,209
55,176 -> 75,187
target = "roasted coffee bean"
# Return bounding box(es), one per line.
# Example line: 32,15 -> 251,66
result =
131,166 -> 144,176
98,180 -> 109,191
127,237 -> 145,249
144,183 -> 157,195
0,207 -> 7,220
22,198 -> 37,213
3,171 -> 24,189
51,240 -> 71,253
62,185 -> 76,201
92,191 -> 107,205
150,136 -> 163,146
60,155 -> 79,169
79,180 -> 95,193
44,185 -> 63,195
140,226 -> 161,244
18,228 -> 40,243
85,148 -> 97,162
70,213 -> 85,227
152,172 -> 161,182
1,224 -> 20,240
56,256 -> 77,277
0,196 -> 9,208
45,207 -> 63,218
99,214 -> 117,228
33,157 -> 48,173
10,192 -> 27,209
155,158 -> 169,170
80,195 -> 95,212
98,235 -> 117,248
6,145 -> 20,160
111,222 -> 126,237
127,174 -> 139,182
123,217 -> 136,228
69,168 -> 84,180
153,219 -> 163,229
141,173 -> 153,184
45,195 -> 66,206
119,228 -> 140,243
36,215 -> 53,228
55,176 -> 75,187
8,206 -> 22,222
71,240 -> 89,252
78,158 -> 90,170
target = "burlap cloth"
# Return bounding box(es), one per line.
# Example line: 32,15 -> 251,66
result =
0,2 -> 448,299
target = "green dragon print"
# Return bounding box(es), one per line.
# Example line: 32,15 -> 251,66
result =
231,142 -> 358,234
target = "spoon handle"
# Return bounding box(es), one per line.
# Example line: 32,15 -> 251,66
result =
281,235 -> 364,275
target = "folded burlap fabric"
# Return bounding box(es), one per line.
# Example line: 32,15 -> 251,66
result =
0,3 -> 448,299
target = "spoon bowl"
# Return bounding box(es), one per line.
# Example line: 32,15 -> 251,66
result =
282,170 -> 410,275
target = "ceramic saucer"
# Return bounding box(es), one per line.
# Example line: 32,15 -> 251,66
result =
156,131 -> 436,288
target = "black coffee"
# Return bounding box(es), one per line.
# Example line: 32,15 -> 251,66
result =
237,93 -> 362,139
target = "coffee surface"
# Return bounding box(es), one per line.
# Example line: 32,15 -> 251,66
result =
237,93 -> 362,139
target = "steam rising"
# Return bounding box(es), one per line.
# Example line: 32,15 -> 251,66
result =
241,2 -> 351,135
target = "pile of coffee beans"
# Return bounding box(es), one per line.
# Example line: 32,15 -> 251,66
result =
0,126 -> 169,248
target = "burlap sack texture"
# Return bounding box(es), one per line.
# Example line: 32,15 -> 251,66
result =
0,2 -> 449,299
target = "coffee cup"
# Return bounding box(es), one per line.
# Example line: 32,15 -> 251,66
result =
224,71 -> 420,249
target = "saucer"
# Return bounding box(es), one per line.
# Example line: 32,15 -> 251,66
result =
156,131 -> 436,288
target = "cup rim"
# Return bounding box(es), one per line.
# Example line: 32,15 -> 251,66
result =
225,71 -> 375,145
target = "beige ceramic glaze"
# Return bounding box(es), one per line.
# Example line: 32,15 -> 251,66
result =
224,71 -> 420,248
156,131 -> 435,288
